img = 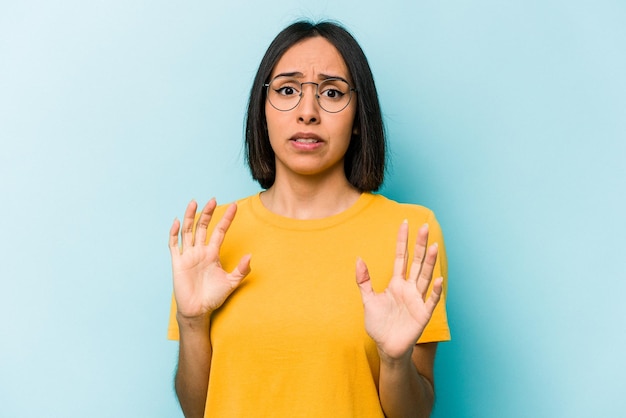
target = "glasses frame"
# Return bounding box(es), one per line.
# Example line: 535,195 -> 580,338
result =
263,77 -> 357,113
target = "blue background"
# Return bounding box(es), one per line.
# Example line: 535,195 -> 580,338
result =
1,1 -> 624,417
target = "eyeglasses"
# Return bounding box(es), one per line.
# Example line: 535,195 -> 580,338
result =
264,76 -> 356,113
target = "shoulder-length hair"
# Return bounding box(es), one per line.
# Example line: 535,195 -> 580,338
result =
245,20 -> 386,191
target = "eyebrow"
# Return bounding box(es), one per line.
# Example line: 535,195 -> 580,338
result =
273,71 -> 351,84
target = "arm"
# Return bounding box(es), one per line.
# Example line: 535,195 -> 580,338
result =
356,222 -> 443,418
169,200 -> 251,418
378,343 -> 438,418
175,314 -> 212,418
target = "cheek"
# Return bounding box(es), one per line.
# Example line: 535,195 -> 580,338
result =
264,106 -> 286,148
264,105 -> 277,135
341,108 -> 358,137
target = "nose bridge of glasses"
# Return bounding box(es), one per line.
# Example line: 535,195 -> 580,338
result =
296,81 -> 322,113
299,81 -> 321,99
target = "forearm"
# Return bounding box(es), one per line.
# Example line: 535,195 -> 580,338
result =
175,314 -> 212,418
378,351 -> 434,418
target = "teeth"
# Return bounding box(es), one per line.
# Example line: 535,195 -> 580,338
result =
295,138 -> 318,143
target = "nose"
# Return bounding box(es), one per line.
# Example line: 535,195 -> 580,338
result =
297,82 -> 320,124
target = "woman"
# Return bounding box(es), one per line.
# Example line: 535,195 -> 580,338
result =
168,20 -> 450,418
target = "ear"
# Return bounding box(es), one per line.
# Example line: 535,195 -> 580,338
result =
352,125 -> 360,135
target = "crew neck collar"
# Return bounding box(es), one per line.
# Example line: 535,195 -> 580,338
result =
249,192 -> 377,230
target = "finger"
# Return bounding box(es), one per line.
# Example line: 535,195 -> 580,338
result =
194,198 -> 217,246
416,242 -> 439,297
424,277 -> 444,315
206,203 -> 238,253
355,257 -> 375,301
229,253 -> 252,283
393,220 -> 409,279
168,218 -> 181,254
408,223 -> 429,284
181,200 -> 198,248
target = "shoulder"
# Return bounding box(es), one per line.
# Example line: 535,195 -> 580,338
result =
213,194 -> 258,213
195,194 -> 259,228
367,193 -> 437,222
365,194 -> 445,241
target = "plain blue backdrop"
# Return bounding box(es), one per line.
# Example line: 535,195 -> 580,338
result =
1,0 -> 624,417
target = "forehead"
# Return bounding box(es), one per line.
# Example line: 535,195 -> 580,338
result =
270,36 -> 351,81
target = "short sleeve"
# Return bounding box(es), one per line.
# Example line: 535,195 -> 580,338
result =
167,294 -> 179,340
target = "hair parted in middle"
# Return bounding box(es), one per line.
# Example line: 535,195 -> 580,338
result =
244,20 -> 387,192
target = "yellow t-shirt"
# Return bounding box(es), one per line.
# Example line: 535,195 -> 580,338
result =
168,193 -> 450,417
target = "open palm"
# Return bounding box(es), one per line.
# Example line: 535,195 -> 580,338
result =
356,222 -> 443,361
169,199 -> 251,320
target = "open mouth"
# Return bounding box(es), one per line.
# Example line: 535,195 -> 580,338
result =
290,133 -> 323,144
293,138 -> 320,143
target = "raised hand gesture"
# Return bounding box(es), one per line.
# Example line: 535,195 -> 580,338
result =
356,221 -> 443,362
169,199 -> 251,321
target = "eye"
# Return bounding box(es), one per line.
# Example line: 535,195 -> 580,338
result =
320,88 -> 344,99
270,78 -> 301,97
319,79 -> 349,101
276,86 -> 298,96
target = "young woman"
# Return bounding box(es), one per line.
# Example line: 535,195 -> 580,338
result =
168,20 -> 450,418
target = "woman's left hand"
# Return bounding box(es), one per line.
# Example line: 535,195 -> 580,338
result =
356,221 -> 443,363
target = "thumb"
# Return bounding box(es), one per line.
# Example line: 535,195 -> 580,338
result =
355,257 -> 375,300
229,254 -> 252,283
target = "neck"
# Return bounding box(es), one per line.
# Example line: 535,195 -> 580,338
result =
260,174 -> 361,220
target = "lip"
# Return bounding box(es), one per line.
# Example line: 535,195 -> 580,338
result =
289,132 -> 323,143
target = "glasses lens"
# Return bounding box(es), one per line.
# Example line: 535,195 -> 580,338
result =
267,77 -> 301,111
318,79 -> 352,113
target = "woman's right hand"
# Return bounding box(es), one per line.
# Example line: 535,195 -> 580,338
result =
168,199 -> 251,322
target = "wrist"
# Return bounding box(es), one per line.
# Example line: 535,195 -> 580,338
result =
176,312 -> 211,333
377,346 -> 413,369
